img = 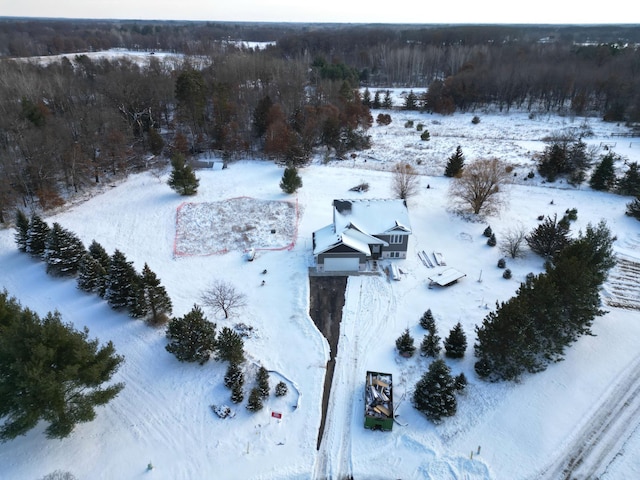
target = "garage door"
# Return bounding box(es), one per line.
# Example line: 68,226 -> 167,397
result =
324,257 -> 359,272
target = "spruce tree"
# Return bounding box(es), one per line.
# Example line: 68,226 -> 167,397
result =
589,152 -> 617,191
403,90 -> 418,110
279,166 -> 302,194
483,225 -> 492,238
88,240 -> 111,297
230,383 -> 244,404
138,263 -> 173,325
165,304 -> 217,364
224,362 -> 245,389
444,146 -> 465,178
419,309 -> 436,331
275,381 -> 288,397
526,214 -> 571,258
444,322 -> 467,359
104,249 -> 138,310
487,233 -> 497,247
382,90 -> 393,108
216,326 -> 245,364
617,162 -> 640,197
420,332 -> 441,358
256,366 -> 270,398
14,209 -> 30,252
246,387 -> 263,412
626,197 -> 640,220
44,223 -> 87,277
395,328 -> 416,357
76,253 -> 107,293
26,213 -> 50,259
412,359 -> 457,422
454,372 -> 468,392
0,291 -> 124,440
168,153 -> 199,196
372,90 -> 381,109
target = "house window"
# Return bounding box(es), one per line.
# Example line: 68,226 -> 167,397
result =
390,234 -> 402,244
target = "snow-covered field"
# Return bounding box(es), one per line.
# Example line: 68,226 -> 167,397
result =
1,107 -> 640,480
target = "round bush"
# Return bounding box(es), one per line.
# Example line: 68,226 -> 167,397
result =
503,268 -> 512,279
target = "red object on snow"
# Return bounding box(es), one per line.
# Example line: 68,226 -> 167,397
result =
271,411 -> 282,419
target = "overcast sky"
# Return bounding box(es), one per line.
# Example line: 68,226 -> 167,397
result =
1,1 -> 635,24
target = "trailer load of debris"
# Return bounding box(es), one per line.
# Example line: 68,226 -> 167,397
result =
364,371 -> 394,431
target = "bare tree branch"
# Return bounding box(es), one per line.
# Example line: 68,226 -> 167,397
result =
392,162 -> 420,200
448,157 -> 512,215
200,280 -> 246,319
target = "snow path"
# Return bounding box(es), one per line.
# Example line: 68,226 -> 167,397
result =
313,275 -> 397,479
533,353 -> 640,480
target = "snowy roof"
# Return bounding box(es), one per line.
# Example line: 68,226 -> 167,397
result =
313,199 -> 410,255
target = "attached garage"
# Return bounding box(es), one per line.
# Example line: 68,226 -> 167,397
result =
324,256 -> 360,272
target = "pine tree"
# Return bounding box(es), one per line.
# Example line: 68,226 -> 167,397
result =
256,366 -> 270,398
104,249 -> 138,310
420,332 -> 441,358
224,362 -> 245,389
382,90 -> 393,108
419,309 -> 436,331
589,152 -> 617,191
26,213 -> 50,259
444,146 -> 465,178
403,90 -> 418,110
275,381 -> 288,397
230,383 -> 244,404
412,359 -> 457,422
14,209 -> 30,252
44,223 -> 87,277
138,263 -> 173,325
395,328 -> 416,357
617,162 -> 640,197
216,326 -> 245,364
444,322 -> 467,359
168,153 -> 199,196
0,291 -> 124,440
280,166 -> 302,194
454,372 -> 468,392
362,88 -> 372,108
487,233 -> 497,247
165,304 -> 217,364
88,240 -> 111,297
246,387 -> 263,412
372,90 -> 381,109
483,225 -> 492,238
526,214 -> 571,258
76,253 -> 107,293
626,196 -> 640,220
538,143 -> 567,182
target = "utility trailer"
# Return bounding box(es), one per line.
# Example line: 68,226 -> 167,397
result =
364,371 -> 393,431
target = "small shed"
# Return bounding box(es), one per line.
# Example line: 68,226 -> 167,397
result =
428,267 -> 466,287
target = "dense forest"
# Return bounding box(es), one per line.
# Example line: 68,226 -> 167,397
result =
1,19 -> 639,220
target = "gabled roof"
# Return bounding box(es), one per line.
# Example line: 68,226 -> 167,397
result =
313,199 -> 411,256
332,199 -> 412,237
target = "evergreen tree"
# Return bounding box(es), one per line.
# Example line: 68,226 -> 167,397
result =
487,233 -> 497,247
44,222 -> 86,277
230,383 -> 244,404
362,88 -> 372,108
538,143 -> 566,182
412,359 -> 457,422
279,166 -> 303,194
256,366 -> 270,398
419,309 -> 436,331
483,225 -> 492,238
444,322 -> 467,359
403,90 -> 418,110
566,139 -> 589,186
26,213 -> 50,259
88,240 -> 111,297
252,95 -> 273,139
275,381 -> 288,397
104,249 -> 138,310
0,291 -> 124,440
454,372 -> 468,392
216,326 -> 245,364
420,332 -> 441,358
138,263 -> 173,325
372,90 -> 382,109
76,252 -> 107,293
14,209 -> 30,252
444,146 -> 465,178
589,152 -> 617,191
168,153 -> 199,196
165,304 -> 217,364
626,196 -> 640,220
617,162 -> 640,197
395,328 -> 416,357
224,362 -> 245,389
382,90 -> 393,108
526,214 -> 571,258
246,387 -> 263,412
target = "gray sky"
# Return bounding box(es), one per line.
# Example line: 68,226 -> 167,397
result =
1,0 -> 634,24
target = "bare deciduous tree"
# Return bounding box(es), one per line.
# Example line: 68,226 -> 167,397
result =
500,224 -> 528,259
448,157 -> 511,215
392,162 -> 420,200
200,280 -> 247,319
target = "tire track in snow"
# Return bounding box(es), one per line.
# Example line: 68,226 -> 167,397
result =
534,354 -> 640,480
314,275 -> 396,479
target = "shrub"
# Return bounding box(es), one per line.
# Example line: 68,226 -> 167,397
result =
376,113 -> 392,126
487,233 -> 497,247
420,130 -> 431,141
497,258 -> 506,268
483,225 -> 493,237
503,268 -> 512,279
404,120 -> 414,128
416,123 -> 424,131
471,115 -> 481,124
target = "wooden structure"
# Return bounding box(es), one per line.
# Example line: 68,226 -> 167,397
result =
364,371 -> 394,431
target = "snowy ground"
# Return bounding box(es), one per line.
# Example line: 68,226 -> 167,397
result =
1,106 -> 640,480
